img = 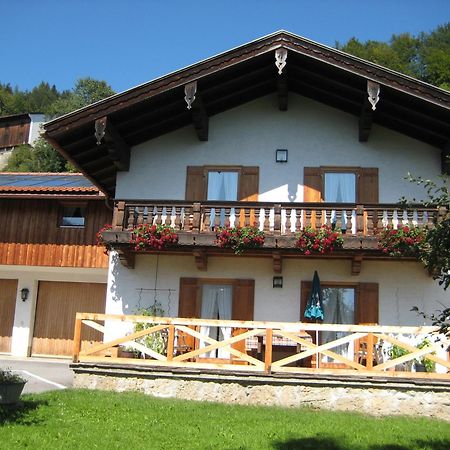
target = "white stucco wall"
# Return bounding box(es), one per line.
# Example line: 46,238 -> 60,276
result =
0,265 -> 107,357
28,113 -> 46,145
105,252 -> 446,328
116,94 -> 441,203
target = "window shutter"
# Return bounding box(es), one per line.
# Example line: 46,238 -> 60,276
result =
239,167 -> 259,202
300,281 -> 312,320
358,168 -> 378,204
232,279 -> 255,320
303,167 -> 322,202
178,278 -> 201,351
356,282 -> 379,324
185,166 -> 206,201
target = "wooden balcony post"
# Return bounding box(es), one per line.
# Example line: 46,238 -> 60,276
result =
274,205 -> 282,235
356,204 -> 364,235
73,316 -> 82,363
192,202 -> 201,232
167,324 -> 175,361
265,328 -> 273,374
113,201 -> 125,230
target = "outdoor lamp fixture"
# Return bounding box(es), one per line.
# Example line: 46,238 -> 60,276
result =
276,149 -> 288,163
273,276 -> 283,288
20,288 -> 29,302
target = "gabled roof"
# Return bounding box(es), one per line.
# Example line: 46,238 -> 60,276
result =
43,30 -> 450,198
0,172 -> 104,198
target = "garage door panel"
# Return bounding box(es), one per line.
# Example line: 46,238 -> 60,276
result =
32,281 -> 106,356
0,279 -> 17,353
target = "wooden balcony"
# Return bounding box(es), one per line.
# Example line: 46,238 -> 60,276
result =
73,313 -> 450,380
104,200 -> 442,270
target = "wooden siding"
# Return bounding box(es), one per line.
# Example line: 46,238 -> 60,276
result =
0,198 -> 111,268
0,120 -> 30,148
32,281 -> 106,356
0,279 -> 17,353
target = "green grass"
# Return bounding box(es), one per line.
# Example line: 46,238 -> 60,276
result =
1,389 -> 449,450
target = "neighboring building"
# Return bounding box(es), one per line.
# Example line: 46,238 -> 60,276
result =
0,113 -> 46,168
0,172 -> 110,357
42,31 -> 449,364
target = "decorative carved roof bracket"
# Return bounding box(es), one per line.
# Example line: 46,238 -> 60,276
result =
94,116 -> 130,171
193,249 -> 207,271
184,81 -> 209,141
273,252 -> 282,273
275,48 -> 288,75
277,70 -> 288,111
351,255 -> 363,276
367,80 -> 380,110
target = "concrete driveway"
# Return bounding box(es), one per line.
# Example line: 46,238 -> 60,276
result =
0,356 -> 73,394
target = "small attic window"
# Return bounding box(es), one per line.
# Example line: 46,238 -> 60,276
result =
60,204 -> 86,227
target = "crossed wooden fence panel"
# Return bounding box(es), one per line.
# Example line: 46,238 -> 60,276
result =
73,313 -> 450,379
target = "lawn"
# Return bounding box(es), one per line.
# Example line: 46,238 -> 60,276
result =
0,389 -> 449,450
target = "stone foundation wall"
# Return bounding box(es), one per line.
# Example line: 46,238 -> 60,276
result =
73,365 -> 450,422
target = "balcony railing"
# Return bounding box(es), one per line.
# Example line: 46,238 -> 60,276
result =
73,313 -> 450,379
112,200 -> 441,237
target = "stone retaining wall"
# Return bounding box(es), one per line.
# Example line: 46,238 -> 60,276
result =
72,364 -> 450,422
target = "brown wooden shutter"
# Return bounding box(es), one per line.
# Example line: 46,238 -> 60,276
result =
356,282 -> 379,324
358,168 -> 378,204
303,167 -> 323,202
300,281 -> 312,321
185,166 -> 206,201
178,278 -> 201,352
239,167 -> 259,202
232,279 -> 254,320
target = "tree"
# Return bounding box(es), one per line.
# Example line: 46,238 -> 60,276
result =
337,23 -> 450,90
48,77 -> 115,118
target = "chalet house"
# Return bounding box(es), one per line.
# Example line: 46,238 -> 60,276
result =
0,172 -> 110,357
0,113 -> 46,168
42,31 -> 449,375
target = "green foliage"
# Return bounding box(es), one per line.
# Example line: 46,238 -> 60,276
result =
337,23 -> 450,90
216,225 -> 265,254
416,338 -> 436,373
134,303 -> 167,355
4,137 -> 70,173
1,390 -> 450,448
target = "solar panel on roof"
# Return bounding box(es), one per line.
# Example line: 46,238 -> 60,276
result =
0,174 -> 94,188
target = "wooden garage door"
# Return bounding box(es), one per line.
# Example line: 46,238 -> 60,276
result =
32,281 -> 106,356
0,279 -> 18,353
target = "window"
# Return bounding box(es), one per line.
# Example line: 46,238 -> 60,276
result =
60,205 -> 86,227
186,166 -> 259,202
207,171 -> 239,201
304,167 -> 378,203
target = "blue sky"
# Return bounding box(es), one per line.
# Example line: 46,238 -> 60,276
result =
1,1 -> 449,94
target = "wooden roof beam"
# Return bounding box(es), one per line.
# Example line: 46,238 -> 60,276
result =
95,116 -> 130,171
184,81 -> 209,141
442,141 -> 450,174
359,100 -> 374,142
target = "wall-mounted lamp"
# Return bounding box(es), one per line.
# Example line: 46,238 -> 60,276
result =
20,288 -> 29,302
273,276 -> 283,288
276,149 -> 288,163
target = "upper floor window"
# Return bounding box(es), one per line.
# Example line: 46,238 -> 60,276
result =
324,172 -> 356,203
186,166 -> 259,202
304,167 -> 378,203
207,171 -> 238,201
60,205 -> 85,227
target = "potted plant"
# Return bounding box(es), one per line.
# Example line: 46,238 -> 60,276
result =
216,225 -> 265,254
388,344 -> 413,371
414,338 -> 436,373
130,224 -> 178,251
378,225 -> 426,257
295,225 -> 343,255
0,368 -> 27,405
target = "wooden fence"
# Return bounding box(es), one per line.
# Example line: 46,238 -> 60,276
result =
73,313 -> 450,379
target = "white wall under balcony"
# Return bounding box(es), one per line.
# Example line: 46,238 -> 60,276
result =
116,94 -> 441,203
105,252 -> 447,334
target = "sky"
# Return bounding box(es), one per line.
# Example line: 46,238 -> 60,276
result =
1,0 -> 449,95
